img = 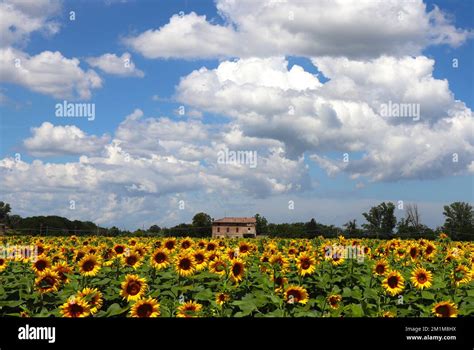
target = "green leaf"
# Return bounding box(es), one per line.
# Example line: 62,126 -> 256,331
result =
103,303 -> 129,317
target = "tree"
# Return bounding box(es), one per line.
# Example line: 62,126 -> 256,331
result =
362,202 -> 396,238
406,204 -> 420,228
255,214 -> 268,235
192,212 -> 212,227
0,201 -> 11,223
148,225 -> 161,233
442,202 -> 474,240
191,212 -> 212,237
108,226 -> 120,236
343,219 -> 361,237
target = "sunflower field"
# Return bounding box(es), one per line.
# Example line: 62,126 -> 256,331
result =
0,235 -> 472,318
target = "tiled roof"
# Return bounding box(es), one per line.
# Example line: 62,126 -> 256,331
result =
213,217 -> 257,224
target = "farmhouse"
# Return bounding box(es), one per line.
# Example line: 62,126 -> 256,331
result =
212,217 -> 257,238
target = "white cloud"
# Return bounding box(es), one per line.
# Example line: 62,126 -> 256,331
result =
125,1 -> 471,59
176,56 -> 474,181
23,122 -> 111,157
86,52 -> 144,77
0,47 -> 102,99
0,0 -> 61,48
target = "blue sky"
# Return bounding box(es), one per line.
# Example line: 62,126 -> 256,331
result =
0,0 -> 473,230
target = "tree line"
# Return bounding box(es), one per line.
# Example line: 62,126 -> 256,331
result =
0,201 -> 472,240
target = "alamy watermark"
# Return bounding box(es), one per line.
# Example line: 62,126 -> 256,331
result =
55,100 -> 95,121
0,244 -> 38,261
217,147 -> 257,168
380,100 -> 420,121
325,244 -> 366,263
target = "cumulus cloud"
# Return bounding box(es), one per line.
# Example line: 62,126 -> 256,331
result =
0,0 -> 61,47
23,122 -> 111,157
176,56 -> 474,181
125,0 -> 471,59
0,47 -> 102,99
86,52 -> 144,77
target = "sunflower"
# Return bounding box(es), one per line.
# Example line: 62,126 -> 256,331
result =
452,265 -> 471,287
74,250 -> 87,262
113,244 -> 126,256
382,270 -> 405,296
52,261 -> 73,284
120,274 -> 147,302
177,301 -> 203,318
296,252 -> 317,276
32,256 -> 51,274
150,249 -> 170,270
175,254 -> 196,277
330,255 -> 345,266
192,250 -> 207,271
272,275 -> 288,293
327,294 -> 342,309
77,288 -> 103,314
432,301 -> 458,317
382,311 -> 395,317
35,269 -> 61,294
209,257 -> 227,276
285,286 -> 309,305
0,258 -> 7,272
373,259 -> 389,276
180,238 -> 193,250
238,242 -> 252,256
410,267 -> 433,289
269,253 -> 290,272
229,259 -> 245,283
60,297 -> 91,318
163,238 -> 177,252
226,247 -> 239,260
215,292 -> 230,306
206,241 -> 218,252
424,243 -> 436,259
130,298 -> 160,318
78,254 -> 101,277
122,252 -> 142,269
407,245 -> 419,261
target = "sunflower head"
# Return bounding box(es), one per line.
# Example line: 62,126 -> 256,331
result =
285,286 -> 309,305
52,261 -> 72,284
327,294 -> 342,309
192,250 -> 207,270
0,257 -> 7,272
177,301 -> 203,318
122,252 -> 142,269
382,270 -> 405,296
120,274 -> 147,302
130,298 -> 160,318
432,301 -> 458,318
163,238 -> 177,252
229,259 -> 245,283
77,287 -> 103,314
209,257 -> 227,276
175,254 -> 196,277
60,297 -> 91,318
296,252 -> 316,276
35,269 -> 60,294
151,249 -> 170,270
32,256 -> 51,274
373,259 -> 389,276
113,244 -> 126,256
410,267 -> 433,289
215,292 -> 230,306
180,238 -> 193,250
272,274 -> 288,293
78,254 -> 101,277
452,265 -> 470,287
